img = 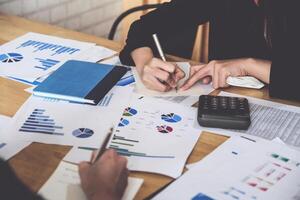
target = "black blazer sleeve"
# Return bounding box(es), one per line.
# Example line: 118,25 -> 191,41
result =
119,0 -> 220,66
269,2 -> 300,101
0,159 -> 44,200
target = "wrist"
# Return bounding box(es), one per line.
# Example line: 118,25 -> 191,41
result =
131,47 -> 154,75
244,58 -> 271,84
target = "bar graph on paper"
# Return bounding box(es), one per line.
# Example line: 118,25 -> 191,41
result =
109,134 -> 175,159
19,108 -> 64,136
17,40 -> 80,56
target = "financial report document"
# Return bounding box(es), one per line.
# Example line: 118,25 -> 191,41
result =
195,92 -> 300,148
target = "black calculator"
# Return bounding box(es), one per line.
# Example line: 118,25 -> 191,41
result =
197,95 -> 251,130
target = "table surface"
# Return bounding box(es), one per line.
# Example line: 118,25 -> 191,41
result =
1,14 -> 300,200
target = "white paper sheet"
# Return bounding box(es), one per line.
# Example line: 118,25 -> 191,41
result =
0,114 -> 12,135
39,161 -> 143,200
155,96 -> 199,107
194,92 -> 300,148
100,56 -> 121,65
0,140 -> 31,160
63,146 -> 94,164
8,96 -> 123,148
132,62 -> 214,97
154,136 -> 300,200
74,45 -> 117,63
0,32 -> 95,82
107,95 -> 201,178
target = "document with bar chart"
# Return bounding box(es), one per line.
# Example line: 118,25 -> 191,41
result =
0,32 -> 95,82
107,95 -> 201,178
8,96 -> 121,148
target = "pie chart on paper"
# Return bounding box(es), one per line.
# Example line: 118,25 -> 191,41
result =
161,113 -> 182,123
72,128 -> 94,138
157,125 -> 173,134
123,107 -> 138,117
118,118 -> 130,127
0,53 -> 23,63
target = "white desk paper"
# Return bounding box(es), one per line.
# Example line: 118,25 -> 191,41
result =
0,32 -> 95,82
107,95 -> 201,178
195,92 -> 300,148
154,136 -> 300,200
8,96 -> 122,148
39,161 -> 144,200
132,62 -> 214,97
75,45 -> 117,63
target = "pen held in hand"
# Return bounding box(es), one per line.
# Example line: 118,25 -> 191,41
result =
93,130 -> 113,164
152,34 -> 178,92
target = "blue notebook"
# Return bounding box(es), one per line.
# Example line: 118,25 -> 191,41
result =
33,60 -> 127,104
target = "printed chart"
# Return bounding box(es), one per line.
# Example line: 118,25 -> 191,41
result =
0,53 -> 23,63
0,32 -> 95,82
19,108 -> 64,136
107,96 -> 200,178
9,96 -> 117,147
72,128 -> 94,138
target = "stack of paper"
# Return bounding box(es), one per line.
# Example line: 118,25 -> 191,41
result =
154,136 -> 300,200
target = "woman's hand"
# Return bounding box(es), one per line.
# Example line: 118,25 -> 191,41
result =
181,58 -> 271,90
131,47 -> 185,92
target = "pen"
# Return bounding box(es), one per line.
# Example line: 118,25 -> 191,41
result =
93,130 -> 113,163
152,34 -> 177,92
152,34 -> 167,62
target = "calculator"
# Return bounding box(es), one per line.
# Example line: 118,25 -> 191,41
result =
197,95 -> 251,130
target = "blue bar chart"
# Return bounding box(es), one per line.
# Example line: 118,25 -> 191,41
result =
109,134 -> 175,159
35,58 -> 60,70
17,40 -> 80,56
19,108 -> 64,135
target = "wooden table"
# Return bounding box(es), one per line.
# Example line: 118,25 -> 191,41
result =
1,14 -> 299,200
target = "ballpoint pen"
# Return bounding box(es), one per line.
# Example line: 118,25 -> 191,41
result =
152,34 -> 177,92
93,129 -> 113,163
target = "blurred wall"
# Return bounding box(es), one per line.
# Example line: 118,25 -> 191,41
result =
0,0 -> 123,40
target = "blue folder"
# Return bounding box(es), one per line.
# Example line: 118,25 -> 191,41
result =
33,60 -> 127,104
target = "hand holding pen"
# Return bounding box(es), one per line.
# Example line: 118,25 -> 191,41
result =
152,34 -> 184,92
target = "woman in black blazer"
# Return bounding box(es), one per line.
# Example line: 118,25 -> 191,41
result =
120,0 -> 300,101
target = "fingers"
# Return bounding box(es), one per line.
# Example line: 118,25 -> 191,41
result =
180,64 -> 212,91
142,70 -> 172,92
174,65 -> 185,82
78,161 -> 91,181
150,58 -> 176,73
202,77 -> 212,84
190,64 -> 206,76
218,68 -> 230,88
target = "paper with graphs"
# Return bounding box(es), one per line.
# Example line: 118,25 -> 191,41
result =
107,95 -> 201,178
154,136 -> 300,200
0,32 -> 95,82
